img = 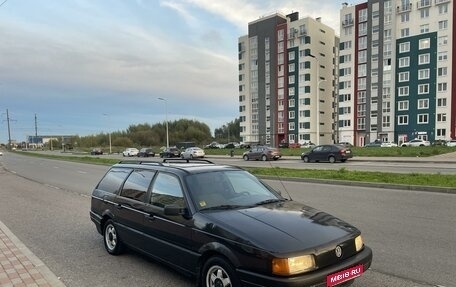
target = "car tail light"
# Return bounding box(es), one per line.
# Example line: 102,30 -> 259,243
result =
340,149 -> 346,154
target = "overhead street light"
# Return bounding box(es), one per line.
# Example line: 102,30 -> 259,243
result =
102,113 -> 112,154
158,97 -> 169,148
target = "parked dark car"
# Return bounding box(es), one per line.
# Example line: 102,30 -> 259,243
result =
90,148 -> 103,155
301,144 -> 353,163
137,148 -> 155,157
159,147 -> 181,158
243,145 -> 282,161
90,159 -> 372,287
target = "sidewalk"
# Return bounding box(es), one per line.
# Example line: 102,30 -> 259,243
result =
0,221 -> 65,287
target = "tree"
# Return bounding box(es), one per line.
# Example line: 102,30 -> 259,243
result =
214,118 -> 240,142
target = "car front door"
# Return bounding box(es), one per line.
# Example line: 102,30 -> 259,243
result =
141,172 -> 196,273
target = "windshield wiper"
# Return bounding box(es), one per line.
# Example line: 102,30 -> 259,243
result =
200,204 -> 245,211
255,198 -> 285,206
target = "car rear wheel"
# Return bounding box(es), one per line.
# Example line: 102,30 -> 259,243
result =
328,156 -> 336,163
303,156 -> 310,163
202,256 -> 240,287
243,155 -> 249,161
261,155 -> 267,161
103,220 -> 124,255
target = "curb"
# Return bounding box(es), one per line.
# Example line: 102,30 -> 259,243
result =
0,220 -> 66,287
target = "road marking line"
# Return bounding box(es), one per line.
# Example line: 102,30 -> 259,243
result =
77,170 -> 87,174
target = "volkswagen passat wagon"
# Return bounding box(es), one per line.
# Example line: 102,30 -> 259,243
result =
90,159 -> 372,287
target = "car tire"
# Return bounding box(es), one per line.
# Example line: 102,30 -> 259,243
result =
201,256 -> 240,287
328,156 -> 336,163
243,155 -> 249,161
261,155 -> 267,161
190,155 -> 194,159
303,156 -> 310,163
103,220 -> 124,255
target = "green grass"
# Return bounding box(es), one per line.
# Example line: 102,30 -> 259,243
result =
246,167 -> 456,189
13,150 -> 456,189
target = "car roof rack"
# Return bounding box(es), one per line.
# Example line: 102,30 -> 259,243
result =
118,160 -> 164,166
162,158 -> 214,164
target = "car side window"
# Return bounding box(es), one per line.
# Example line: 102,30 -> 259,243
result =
150,173 -> 184,208
97,168 -> 132,194
120,170 -> 155,202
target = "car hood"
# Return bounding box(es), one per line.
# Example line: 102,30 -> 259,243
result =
200,201 -> 358,254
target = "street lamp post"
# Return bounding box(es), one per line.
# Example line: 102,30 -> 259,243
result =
158,97 -> 169,148
102,113 -> 112,154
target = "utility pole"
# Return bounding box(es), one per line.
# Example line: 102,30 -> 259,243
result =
35,113 -> 38,137
6,109 -> 12,149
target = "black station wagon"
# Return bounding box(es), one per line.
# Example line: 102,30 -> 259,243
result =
90,159 -> 372,287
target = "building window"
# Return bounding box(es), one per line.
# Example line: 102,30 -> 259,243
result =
289,99 -> 295,107
289,111 -> 295,119
400,28 -> 409,38
417,114 -> 429,124
439,3 -> 448,14
288,64 -> 295,73
289,122 -> 295,131
398,72 -> 409,82
401,12 -> 409,22
418,54 -> 430,65
420,8 -> 429,18
398,101 -> 409,111
418,99 -> 429,109
398,115 -> 408,125
437,113 -> 447,122
437,129 -> 446,137
418,69 -> 430,80
438,82 -> 448,92
288,51 -> 295,61
438,51 -> 448,61
439,20 -> 448,30
419,38 -> 430,49
438,67 -> 447,77
399,57 -> 410,68
418,84 -> 429,94
399,42 -> 410,53
437,98 -> 447,107
420,24 -> 429,33
438,36 -> 448,46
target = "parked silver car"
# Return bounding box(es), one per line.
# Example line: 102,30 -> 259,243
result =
401,139 -> 431,147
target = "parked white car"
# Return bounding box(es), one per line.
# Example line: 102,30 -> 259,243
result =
401,139 -> 431,147
446,139 -> 456,147
122,148 -> 139,157
381,142 -> 398,147
181,147 -> 205,159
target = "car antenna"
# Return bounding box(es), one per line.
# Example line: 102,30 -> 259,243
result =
268,160 -> 293,201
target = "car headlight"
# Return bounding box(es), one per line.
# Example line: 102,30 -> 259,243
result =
355,235 -> 364,252
272,255 -> 315,276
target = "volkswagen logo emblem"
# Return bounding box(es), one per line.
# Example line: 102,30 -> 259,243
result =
335,245 -> 343,258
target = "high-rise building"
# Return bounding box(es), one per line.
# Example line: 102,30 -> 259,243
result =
239,12 -> 338,147
339,0 -> 454,146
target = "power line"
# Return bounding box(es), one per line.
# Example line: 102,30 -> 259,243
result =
0,0 -> 8,8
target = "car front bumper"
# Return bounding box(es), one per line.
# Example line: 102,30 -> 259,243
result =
237,246 -> 372,287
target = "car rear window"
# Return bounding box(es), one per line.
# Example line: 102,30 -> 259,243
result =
97,168 -> 132,194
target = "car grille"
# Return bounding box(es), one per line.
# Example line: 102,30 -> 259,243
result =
315,238 -> 357,269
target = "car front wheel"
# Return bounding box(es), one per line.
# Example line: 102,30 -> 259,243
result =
261,155 -> 267,161
243,155 -> 249,161
328,156 -> 336,163
303,156 -> 310,163
103,220 -> 123,255
202,256 -> 240,287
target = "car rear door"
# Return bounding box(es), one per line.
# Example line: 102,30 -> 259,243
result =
114,169 -> 156,247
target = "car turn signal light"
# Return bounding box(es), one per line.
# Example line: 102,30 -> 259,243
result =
272,255 -> 315,276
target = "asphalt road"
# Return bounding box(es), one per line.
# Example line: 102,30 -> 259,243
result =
0,152 -> 455,287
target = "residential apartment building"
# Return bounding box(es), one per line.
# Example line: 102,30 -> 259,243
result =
239,12 -> 338,147
339,0 -> 455,146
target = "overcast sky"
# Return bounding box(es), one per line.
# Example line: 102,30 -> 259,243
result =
0,0 -> 345,144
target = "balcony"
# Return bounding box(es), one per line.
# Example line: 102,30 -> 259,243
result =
435,0 -> 450,4
342,19 -> 354,27
396,3 -> 412,13
417,0 -> 431,9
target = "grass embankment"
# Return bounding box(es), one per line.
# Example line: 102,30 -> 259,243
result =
13,150 -> 456,189
246,167 -> 456,189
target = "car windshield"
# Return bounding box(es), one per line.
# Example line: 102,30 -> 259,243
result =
185,170 -> 282,211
